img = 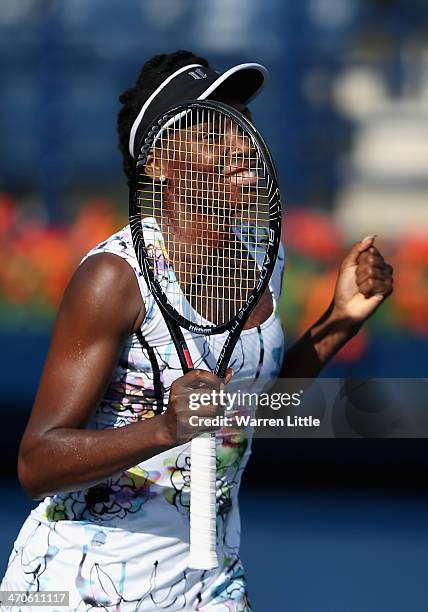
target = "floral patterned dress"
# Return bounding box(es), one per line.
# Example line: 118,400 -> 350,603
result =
1,222 -> 285,611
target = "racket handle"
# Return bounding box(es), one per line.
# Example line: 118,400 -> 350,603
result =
189,432 -> 218,569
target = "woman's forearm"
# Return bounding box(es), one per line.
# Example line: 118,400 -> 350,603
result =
280,303 -> 358,378
18,415 -> 172,499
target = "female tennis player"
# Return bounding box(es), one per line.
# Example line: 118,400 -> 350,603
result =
1,51 -> 393,610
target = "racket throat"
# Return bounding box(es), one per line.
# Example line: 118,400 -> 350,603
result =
164,317 -> 194,373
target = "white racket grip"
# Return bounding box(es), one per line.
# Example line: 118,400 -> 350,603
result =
189,432 -> 218,569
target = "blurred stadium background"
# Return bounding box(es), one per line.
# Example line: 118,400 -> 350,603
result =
1,1 -> 427,609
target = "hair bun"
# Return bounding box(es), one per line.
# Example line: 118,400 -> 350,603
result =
118,88 -> 136,105
141,54 -> 168,74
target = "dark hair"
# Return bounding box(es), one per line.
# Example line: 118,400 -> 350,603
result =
117,50 -> 210,184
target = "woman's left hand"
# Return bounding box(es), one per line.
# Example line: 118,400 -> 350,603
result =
332,234 -> 394,328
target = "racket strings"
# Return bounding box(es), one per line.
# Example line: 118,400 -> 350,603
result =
136,107 -> 271,327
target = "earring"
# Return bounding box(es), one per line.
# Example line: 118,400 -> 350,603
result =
159,174 -> 166,183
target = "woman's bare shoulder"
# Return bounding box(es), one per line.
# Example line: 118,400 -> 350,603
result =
65,252 -> 145,334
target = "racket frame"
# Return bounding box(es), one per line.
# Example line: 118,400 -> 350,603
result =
129,100 -> 282,568
130,100 -> 281,377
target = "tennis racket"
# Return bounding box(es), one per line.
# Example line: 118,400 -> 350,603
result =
129,99 -> 281,569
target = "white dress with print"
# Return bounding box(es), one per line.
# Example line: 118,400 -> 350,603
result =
1,222 -> 285,611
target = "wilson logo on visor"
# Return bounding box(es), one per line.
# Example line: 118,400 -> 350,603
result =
188,68 -> 208,80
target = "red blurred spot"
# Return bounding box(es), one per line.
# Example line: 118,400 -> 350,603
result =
0,194 -> 17,234
283,209 -> 344,264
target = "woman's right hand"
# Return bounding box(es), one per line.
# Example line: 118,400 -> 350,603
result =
159,368 -> 233,445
